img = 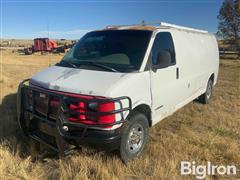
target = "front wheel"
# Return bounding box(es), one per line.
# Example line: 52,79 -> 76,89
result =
120,112 -> 149,164
198,78 -> 213,104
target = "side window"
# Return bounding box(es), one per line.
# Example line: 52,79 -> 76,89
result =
152,32 -> 176,65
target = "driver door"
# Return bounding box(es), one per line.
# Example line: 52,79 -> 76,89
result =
150,32 -> 182,122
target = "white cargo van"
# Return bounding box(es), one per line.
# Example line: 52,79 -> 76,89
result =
17,22 -> 219,163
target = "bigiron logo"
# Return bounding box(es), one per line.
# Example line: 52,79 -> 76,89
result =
180,161 -> 237,179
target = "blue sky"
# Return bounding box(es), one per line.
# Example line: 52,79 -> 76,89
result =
1,0 -> 223,39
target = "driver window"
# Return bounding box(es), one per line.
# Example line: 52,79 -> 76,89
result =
152,32 -> 176,65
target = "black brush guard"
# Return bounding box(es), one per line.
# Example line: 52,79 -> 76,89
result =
17,79 -> 132,155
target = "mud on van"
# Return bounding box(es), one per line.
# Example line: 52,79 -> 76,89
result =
17,22 -> 219,163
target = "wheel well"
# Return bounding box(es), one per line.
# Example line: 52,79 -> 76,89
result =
132,104 -> 152,127
210,73 -> 214,82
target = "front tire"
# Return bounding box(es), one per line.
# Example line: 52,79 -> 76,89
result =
198,78 -> 213,104
120,112 -> 149,164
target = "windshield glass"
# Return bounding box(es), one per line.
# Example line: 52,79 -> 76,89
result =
58,30 -> 152,72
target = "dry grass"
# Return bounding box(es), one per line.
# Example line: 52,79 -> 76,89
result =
0,49 -> 239,179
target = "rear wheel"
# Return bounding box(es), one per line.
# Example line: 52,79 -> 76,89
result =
198,78 -> 213,104
120,112 -> 149,164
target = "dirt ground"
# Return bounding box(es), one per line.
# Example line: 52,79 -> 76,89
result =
0,49 -> 239,179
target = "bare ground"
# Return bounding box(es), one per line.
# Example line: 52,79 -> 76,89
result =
0,50 -> 239,179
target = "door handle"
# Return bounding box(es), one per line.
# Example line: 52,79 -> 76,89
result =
176,67 -> 179,79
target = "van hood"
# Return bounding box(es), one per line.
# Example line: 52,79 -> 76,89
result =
30,66 -> 129,97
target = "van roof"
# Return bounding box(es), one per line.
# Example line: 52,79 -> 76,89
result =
102,22 -> 209,34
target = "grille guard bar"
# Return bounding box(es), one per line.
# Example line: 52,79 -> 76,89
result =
18,79 -> 132,131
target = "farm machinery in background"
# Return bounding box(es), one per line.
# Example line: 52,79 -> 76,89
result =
23,38 -> 76,55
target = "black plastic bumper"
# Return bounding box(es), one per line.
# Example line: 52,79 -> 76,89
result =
29,118 -> 122,153
17,79 -> 131,155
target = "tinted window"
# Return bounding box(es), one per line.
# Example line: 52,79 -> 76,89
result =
152,32 -> 176,65
60,30 -> 152,72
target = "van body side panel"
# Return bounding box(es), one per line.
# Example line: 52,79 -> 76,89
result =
173,30 -> 203,99
151,29 -> 219,126
197,35 -> 219,88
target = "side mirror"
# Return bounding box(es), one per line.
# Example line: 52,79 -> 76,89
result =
153,50 -> 171,69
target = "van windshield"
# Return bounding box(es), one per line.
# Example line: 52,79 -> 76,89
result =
59,30 -> 152,72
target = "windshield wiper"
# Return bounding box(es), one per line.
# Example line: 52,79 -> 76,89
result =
80,61 -> 119,72
60,60 -> 78,68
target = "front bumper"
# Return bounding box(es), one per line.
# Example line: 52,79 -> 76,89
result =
17,79 -> 131,154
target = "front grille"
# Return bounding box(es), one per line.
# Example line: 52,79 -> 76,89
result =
34,92 -> 48,115
22,83 -> 131,129
33,91 -> 60,121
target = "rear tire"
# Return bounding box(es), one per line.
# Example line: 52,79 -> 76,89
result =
198,78 -> 213,104
120,112 -> 149,164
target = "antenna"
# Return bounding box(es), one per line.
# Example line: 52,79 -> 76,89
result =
47,22 -> 49,39
47,22 -> 51,67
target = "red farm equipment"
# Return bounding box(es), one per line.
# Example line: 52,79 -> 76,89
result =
24,38 -> 58,55
24,38 -> 76,55
33,38 -> 58,52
